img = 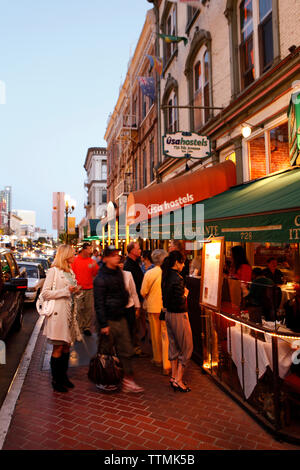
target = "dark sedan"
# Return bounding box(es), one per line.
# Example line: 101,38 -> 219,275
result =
0,249 -> 28,340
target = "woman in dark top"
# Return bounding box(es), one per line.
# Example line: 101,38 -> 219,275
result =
161,251 -> 193,392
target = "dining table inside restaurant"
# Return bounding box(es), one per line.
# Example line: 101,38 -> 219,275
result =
227,322 -> 296,399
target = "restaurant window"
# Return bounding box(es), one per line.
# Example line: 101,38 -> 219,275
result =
225,152 -> 236,164
248,122 -> 290,180
193,47 -> 210,130
269,123 -> 289,174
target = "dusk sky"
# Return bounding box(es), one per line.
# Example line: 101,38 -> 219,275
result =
0,0 -> 150,234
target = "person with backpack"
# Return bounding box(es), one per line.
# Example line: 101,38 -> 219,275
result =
93,245 -> 144,393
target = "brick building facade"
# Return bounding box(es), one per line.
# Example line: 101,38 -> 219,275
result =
103,0 -> 300,246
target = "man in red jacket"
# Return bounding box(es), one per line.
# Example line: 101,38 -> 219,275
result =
72,243 -> 99,336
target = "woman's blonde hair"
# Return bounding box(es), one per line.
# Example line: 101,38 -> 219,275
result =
52,244 -> 74,272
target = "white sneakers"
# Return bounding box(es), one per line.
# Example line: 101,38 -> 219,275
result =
122,378 -> 144,393
95,378 -> 144,393
96,384 -> 119,392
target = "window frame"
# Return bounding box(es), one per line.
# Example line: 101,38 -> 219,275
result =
161,2 -> 178,74
166,90 -> 178,135
192,46 -> 211,130
243,118 -> 290,181
237,0 -> 274,91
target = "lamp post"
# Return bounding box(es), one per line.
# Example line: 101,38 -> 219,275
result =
64,194 -> 76,244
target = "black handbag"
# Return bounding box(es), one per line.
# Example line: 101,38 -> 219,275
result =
88,333 -> 123,386
159,309 -> 166,321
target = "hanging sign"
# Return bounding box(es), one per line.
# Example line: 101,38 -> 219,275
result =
288,92 -> 300,165
162,131 -> 210,159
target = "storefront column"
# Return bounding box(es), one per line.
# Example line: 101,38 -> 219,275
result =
233,136 -> 244,185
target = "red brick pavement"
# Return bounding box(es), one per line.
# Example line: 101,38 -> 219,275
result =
2,331 -> 300,451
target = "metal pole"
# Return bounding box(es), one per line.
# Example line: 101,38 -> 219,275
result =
65,207 -> 68,245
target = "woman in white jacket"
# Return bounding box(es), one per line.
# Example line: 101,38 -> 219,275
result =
42,244 -> 82,393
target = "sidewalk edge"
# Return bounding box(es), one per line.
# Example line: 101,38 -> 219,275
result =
0,315 -> 44,449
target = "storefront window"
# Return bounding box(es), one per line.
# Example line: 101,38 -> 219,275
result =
269,123 -> 289,174
248,122 -> 290,180
225,152 -> 236,164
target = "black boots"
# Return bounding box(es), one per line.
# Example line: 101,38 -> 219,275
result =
61,352 -> 74,389
50,356 -> 68,393
50,353 -> 74,393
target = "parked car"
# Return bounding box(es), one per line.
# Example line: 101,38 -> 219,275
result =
0,249 -> 27,340
17,262 -> 46,303
21,256 -> 50,273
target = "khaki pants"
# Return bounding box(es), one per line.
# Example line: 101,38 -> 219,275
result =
148,313 -> 171,371
76,289 -> 94,331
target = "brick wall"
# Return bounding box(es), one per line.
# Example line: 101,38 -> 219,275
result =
248,135 -> 266,180
279,0 -> 300,59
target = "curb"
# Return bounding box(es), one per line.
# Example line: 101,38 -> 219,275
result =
0,315 -> 44,449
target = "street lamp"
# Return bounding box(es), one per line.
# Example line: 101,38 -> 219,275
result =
64,194 -> 76,244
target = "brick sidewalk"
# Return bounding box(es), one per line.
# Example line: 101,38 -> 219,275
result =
2,330 -> 300,451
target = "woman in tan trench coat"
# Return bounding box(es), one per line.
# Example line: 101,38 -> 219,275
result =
42,244 -> 82,393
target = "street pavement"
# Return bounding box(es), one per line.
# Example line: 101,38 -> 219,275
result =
2,325 -> 300,451
0,305 -> 38,408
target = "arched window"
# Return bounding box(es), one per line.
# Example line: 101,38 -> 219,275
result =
166,90 -> 178,134
162,74 -> 179,136
192,47 -> 210,130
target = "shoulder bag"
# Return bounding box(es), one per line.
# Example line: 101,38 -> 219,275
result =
88,333 -> 123,387
36,267 -> 58,316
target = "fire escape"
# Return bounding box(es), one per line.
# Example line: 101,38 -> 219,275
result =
115,111 -> 138,199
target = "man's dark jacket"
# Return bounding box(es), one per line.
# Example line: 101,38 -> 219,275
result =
93,263 -> 129,329
123,256 -> 144,302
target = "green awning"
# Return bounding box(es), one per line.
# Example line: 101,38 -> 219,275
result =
89,219 -> 101,237
138,167 -> 300,243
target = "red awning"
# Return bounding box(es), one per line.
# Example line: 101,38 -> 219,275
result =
127,160 -> 236,224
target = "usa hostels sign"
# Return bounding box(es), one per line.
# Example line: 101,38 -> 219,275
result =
162,131 -> 211,160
